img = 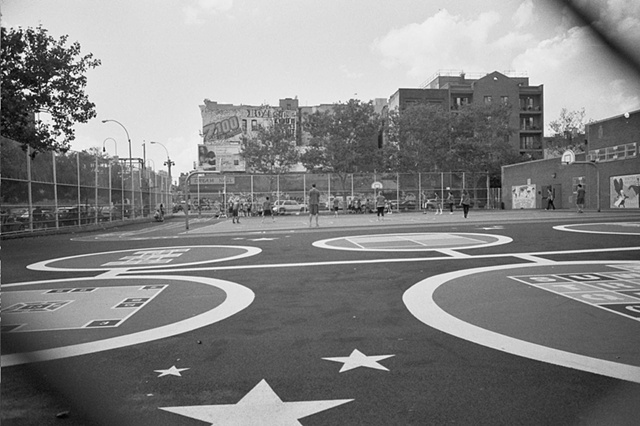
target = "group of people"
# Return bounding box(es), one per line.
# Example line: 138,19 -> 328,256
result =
545,184 -> 586,213
227,184 -> 475,226
422,188 -> 472,218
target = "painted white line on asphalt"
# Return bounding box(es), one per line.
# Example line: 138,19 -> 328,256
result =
1,275 -> 254,367
435,249 -> 472,258
512,254 -> 556,263
313,233 -> 513,252
119,246 -> 640,275
26,245 -> 261,272
554,222 -> 640,235
403,260 -> 640,384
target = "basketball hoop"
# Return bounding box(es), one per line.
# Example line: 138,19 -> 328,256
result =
561,149 -> 575,165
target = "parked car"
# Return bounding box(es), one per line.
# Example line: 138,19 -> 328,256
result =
16,207 -> 55,228
273,200 -> 307,215
1,210 -> 25,233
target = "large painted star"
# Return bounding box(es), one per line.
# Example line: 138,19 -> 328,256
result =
323,349 -> 395,372
159,379 -> 353,425
154,365 -> 190,377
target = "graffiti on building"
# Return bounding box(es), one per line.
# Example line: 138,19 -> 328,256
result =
610,174 -> 640,208
201,103 -> 298,144
203,116 -> 243,142
511,184 -> 536,209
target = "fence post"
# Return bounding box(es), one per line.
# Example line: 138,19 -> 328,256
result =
95,156 -> 99,224
26,147 -> 34,231
351,174 -> 354,201
53,151 -> 59,228
76,152 -> 81,224
396,173 -> 400,212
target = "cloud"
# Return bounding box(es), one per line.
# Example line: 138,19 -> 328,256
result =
339,65 -> 363,80
183,0 -> 234,25
372,10 -> 529,77
513,0 -> 535,29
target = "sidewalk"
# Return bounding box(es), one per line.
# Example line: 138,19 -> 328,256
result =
180,208 -> 638,236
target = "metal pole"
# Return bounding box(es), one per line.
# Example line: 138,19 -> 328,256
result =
108,163 -> 112,221
26,148 -> 33,231
95,156 -> 99,224
53,151 -> 59,228
76,152 -> 81,225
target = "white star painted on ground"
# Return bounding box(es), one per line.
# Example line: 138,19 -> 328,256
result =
154,365 -> 190,377
323,349 -> 395,372
159,379 -> 353,425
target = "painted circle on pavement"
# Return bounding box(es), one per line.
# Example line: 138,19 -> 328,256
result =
27,245 -> 261,272
313,232 -> 512,252
1,275 -> 254,366
403,260 -> 640,383
554,222 -> 640,235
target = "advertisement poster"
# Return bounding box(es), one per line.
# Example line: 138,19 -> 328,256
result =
610,173 -> 640,208
511,184 -> 536,209
197,144 -> 244,173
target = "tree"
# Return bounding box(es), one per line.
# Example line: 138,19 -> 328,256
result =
300,99 -> 383,174
387,103 -> 451,172
1,25 -> 101,156
450,102 -> 520,178
240,120 -> 300,174
546,108 -> 588,157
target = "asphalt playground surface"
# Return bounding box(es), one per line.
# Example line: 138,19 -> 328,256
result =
2,208 -> 640,425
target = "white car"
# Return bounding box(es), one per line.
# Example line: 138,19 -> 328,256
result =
273,200 -> 307,215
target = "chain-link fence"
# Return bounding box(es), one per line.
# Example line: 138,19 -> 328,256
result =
183,170 -> 500,217
1,137 -> 171,235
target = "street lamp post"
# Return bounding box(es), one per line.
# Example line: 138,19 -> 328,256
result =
150,141 -> 175,211
102,137 -> 118,156
102,119 -> 134,218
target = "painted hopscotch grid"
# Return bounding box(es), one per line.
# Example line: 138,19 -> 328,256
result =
1,285 -> 168,333
101,249 -> 191,267
509,265 -> 640,322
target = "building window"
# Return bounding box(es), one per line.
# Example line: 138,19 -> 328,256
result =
233,159 -> 239,166
520,135 -> 541,150
598,125 -> 603,138
242,119 -> 247,131
251,119 -> 258,131
484,96 -> 492,104
501,96 -> 509,105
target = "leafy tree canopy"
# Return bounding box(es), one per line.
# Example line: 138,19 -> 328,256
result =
388,102 -> 520,180
300,99 -> 384,174
1,25 -> 101,156
240,120 -> 300,174
546,107 -> 589,156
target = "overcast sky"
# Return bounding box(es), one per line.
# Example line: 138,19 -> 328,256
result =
2,0 -> 639,177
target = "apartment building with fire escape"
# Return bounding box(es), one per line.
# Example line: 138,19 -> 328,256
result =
389,70 -> 544,160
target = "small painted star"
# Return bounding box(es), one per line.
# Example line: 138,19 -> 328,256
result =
323,349 -> 395,372
159,379 -> 353,424
154,365 -> 190,377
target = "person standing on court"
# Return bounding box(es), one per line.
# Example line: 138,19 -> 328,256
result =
376,192 -> 386,221
434,191 -> 443,215
261,196 -> 275,223
545,187 -> 556,210
460,189 -> 471,218
576,184 -> 586,213
333,196 -> 340,217
309,184 -> 321,227
445,188 -> 455,214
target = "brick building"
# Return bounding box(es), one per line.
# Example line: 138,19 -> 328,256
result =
389,70 -> 544,159
502,109 -> 639,210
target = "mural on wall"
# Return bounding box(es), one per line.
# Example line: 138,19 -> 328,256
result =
610,173 -> 640,208
198,101 -> 298,172
511,184 -> 536,209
